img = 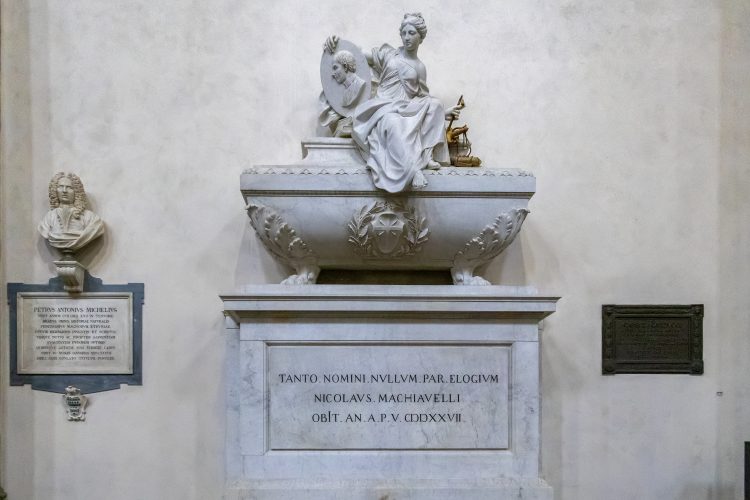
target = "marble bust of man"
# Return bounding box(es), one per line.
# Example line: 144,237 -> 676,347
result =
38,172 -> 105,253
332,50 -> 365,108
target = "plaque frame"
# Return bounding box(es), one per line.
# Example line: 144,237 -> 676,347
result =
602,304 -> 704,375
7,272 -> 144,393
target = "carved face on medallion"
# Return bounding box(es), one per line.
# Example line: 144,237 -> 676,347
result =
319,40 -> 371,117
331,50 -> 356,84
332,61 -> 346,84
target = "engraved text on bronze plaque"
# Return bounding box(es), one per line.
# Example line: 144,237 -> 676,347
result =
602,305 -> 703,375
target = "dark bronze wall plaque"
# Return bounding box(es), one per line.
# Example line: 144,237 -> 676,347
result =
602,305 -> 703,375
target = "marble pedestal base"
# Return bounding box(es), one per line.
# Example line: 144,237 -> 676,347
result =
242,141 -> 536,285
221,285 -> 558,500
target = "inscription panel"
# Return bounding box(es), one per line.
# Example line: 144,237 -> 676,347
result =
17,292 -> 133,374
602,305 -> 703,375
267,344 -> 510,450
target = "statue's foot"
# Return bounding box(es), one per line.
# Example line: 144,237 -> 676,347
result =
459,275 -> 491,286
426,160 -> 441,170
280,265 -> 320,285
450,267 -> 491,286
281,272 -> 317,285
411,170 -> 428,189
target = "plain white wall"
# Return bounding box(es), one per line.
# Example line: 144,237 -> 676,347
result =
1,1 -> 747,499
718,1 -> 750,498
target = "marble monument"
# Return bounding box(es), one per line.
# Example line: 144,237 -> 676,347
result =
225,12 -> 558,500
7,171 -> 143,399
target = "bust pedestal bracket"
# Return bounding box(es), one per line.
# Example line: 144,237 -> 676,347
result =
53,260 -> 86,293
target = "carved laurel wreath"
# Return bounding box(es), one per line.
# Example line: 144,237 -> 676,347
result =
347,200 -> 429,258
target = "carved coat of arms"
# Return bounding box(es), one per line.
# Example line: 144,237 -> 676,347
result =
62,386 -> 88,421
348,200 -> 429,258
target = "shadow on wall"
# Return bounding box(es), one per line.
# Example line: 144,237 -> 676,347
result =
3,1 -> 52,498
480,233 -> 527,285
540,317 -> 577,497
482,215 -> 562,287
234,224 -> 288,286
678,484 -> 719,499
37,228 -> 107,279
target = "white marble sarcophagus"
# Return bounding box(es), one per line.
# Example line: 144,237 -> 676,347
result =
243,139 -> 534,285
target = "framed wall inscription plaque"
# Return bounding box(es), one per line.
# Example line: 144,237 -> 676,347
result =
7,272 -> 144,393
602,304 -> 703,375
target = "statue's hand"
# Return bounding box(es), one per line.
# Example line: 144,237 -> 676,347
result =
445,105 -> 463,120
323,35 -> 339,54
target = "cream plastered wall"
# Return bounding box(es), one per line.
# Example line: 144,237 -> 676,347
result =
718,1 -> 750,498
1,1 -> 748,499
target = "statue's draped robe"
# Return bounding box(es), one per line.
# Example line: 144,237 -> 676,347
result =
352,44 -> 448,193
38,207 -> 104,251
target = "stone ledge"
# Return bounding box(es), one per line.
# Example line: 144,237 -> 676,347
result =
221,285 -> 559,322
224,478 -> 553,500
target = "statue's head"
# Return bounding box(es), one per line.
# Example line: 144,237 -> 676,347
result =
400,12 -> 427,49
48,172 -> 88,218
332,50 -> 356,84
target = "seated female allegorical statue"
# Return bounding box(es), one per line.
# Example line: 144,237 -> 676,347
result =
323,13 -> 463,193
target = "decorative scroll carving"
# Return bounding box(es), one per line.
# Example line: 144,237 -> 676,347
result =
246,203 -> 320,284
451,208 -> 529,285
348,200 -> 429,258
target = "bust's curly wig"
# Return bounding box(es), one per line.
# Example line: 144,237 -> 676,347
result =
48,172 -> 88,219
